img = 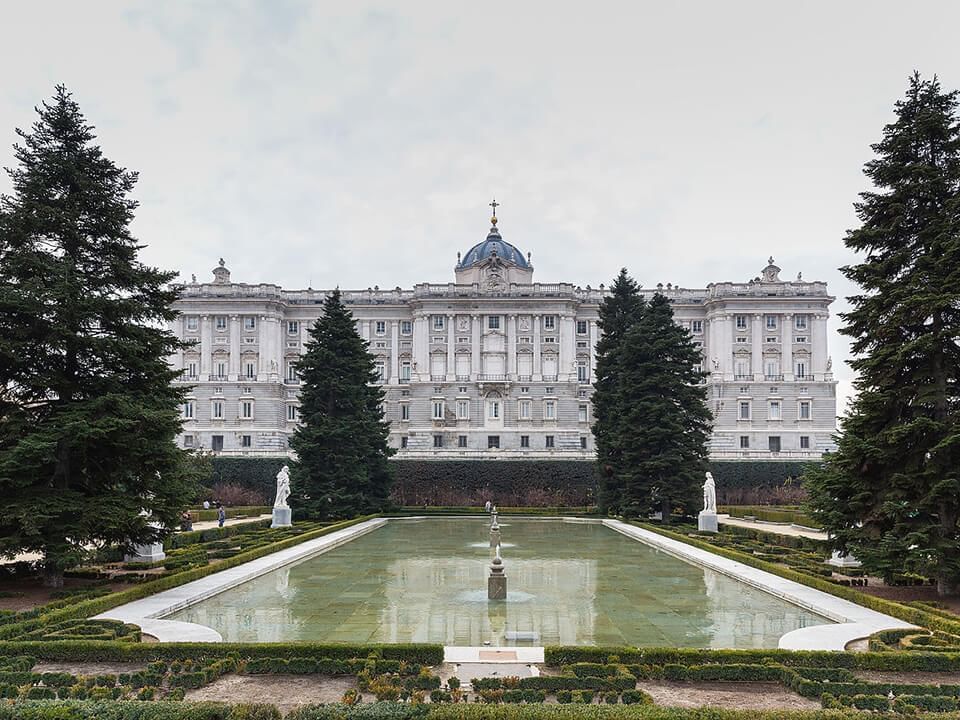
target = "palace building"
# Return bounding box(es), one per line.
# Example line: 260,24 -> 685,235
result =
170,209 -> 837,460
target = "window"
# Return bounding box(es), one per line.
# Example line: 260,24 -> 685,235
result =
765,360 -> 780,379
431,336 -> 445,344
545,435 -> 555,448
187,361 -> 198,378
213,386 -> 223,394
578,404 -> 588,422
735,336 -> 748,344
183,435 -> 194,448
795,361 -> 808,378
400,361 -> 411,382
800,435 -> 810,449
544,400 -> 556,420
794,336 -> 808,344
215,316 -> 227,330
241,435 -> 252,448
578,389 -> 588,398
692,320 -> 703,333
519,399 -> 531,419
735,315 -> 747,330
400,320 -> 412,335
183,401 -> 194,419
244,317 -> 256,331
520,435 -> 529,448
488,316 -> 500,330
765,336 -> 778,343
487,435 -> 500,449
577,364 -> 589,382
186,316 -> 199,331
795,315 -> 808,330
432,401 -> 445,420
433,434 -> 444,448
211,400 -> 224,420
769,400 -> 782,420
740,435 -> 750,449
769,436 -> 781,452
519,336 -> 532,343
738,401 -> 751,420
577,320 -> 588,334
456,400 -> 469,419
735,359 -> 750,379
799,400 -> 811,420
401,436 -> 408,449
457,336 -> 470,343
543,316 -> 556,330
429,315 -> 443,331
374,361 -> 385,381
577,341 -> 588,348
543,336 -> 557,343
286,363 -> 298,382
375,321 -> 386,336
288,321 -> 299,335
458,435 -> 467,448
459,386 -> 468,393
521,386 -> 530,393
214,361 -> 226,378
766,315 -> 778,329
545,386 -> 555,394
211,435 -> 223,451
287,405 -> 298,421
488,400 -> 500,419
400,404 -> 409,421
241,399 -> 254,419
580,436 -> 588,449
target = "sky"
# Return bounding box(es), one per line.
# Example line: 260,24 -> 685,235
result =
2,0 -> 960,417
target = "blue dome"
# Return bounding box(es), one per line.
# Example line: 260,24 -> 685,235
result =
459,223 -> 530,269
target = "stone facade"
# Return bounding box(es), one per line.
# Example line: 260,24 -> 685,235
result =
170,215 -> 837,460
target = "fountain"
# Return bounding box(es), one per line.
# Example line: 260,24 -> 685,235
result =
487,543 -> 507,600
489,507 -> 501,548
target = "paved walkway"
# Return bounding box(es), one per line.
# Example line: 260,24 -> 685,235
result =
181,514 -> 272,533
718,514 -> 827,540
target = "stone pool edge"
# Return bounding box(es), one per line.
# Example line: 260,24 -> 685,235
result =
602,519 -> 916,651
93,517 -> 389,642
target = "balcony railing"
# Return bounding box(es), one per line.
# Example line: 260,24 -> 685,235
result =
430,375 -> 446,382
180,375 -> 199,382
517,375 -> 532,382
764,374 -> 784,381
243,374 -> 258,381
542,375 -> 558,382
478,374 -> 508,381
455,375 -> 471,382
283,378 -> 300,385
734,374 -> 752,381
795,374 -> 813,381
207,375 -> 229,381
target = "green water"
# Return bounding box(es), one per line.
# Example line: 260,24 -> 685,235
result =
169,518 -> 830,647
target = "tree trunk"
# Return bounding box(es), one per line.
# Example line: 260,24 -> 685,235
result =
41,564 -> 64,589
661,498 -> 671,525
937,573 -> 958,597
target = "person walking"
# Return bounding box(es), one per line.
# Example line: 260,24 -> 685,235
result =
217,504 -> 226,528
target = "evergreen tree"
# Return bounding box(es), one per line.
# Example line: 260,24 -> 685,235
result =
591,269 -> 645,513
290,289 -> 394,519
0,87 -> 198,587
616,294 -> 711,520
805,73 -> 960,595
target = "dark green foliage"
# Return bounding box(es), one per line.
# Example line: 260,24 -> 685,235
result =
592,269 -> 645,513
389,461 -> 598,506
291,290 -> 395,520
207,458 -> 287,500
615,294 -> 711,519
0,86 -> 202,588
805,73 -> 960,596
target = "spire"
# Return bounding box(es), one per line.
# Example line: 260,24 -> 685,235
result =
489,197 -> 499,226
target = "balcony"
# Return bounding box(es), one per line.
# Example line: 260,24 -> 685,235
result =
542,375 -> 558,382
795,374 -> 813,381
478,374 -> 508,381
283,378 -> 301,385
517,375 -> 532,382
455,375 -> 471,382
179,374 -> 199,382
242,375 -> 258,382
207,375 -> 228,381
764,374 -> 784,381
734,374 -> 752,381
430,375 -> 446,382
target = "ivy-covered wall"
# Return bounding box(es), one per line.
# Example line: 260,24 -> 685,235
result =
206,457 -> 820,507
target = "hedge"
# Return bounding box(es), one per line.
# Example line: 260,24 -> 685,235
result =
208,457 -> 287,499
0,701 -> 271,719
0,516 -> 375,642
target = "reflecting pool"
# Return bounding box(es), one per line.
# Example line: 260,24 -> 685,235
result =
169,518 -> 830,647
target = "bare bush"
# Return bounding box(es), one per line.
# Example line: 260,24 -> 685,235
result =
208,482 -> 268,507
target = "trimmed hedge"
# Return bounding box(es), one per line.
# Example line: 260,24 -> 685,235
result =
0,701 -> 254,719
209,458 -> 287,499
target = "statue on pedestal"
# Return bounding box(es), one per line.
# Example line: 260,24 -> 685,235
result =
274,465 -> 291,509
702,471 -> 716,513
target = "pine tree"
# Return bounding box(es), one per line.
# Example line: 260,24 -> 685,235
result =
616,294 -> 711,520
290,289 -> 395,519
805,73 -> 960,595
0,87 -> 199,587
591,269 -> 645,513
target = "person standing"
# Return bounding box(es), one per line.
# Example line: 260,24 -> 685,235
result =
484,500 -> 492,513
217,504 -> 226,528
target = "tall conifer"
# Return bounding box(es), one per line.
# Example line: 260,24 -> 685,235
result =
806,73 -> 960,595
290,289 -> 394,519
0,87 -> 197,587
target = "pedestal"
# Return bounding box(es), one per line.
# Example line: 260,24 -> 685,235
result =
271,506 -> 292,528
488,574 -> 507,600
826,550 -> 861,568
489,529 -> 501,548
124,543 -> 165,563
698,511 -> 718,533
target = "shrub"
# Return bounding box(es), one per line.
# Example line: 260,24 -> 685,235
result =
228,704 -> 283,720
25,686 -> 56,699
621,689 -> 653,704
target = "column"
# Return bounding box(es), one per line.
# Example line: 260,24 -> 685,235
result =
471,314 -> 480,379
589,320 -> 598,375
391,320 -> 401,384
560,314 -> 575,380
507,314 -> 517,377
446,314 -> 455,380
258,315 -> 271,376
782,313 -> 793,381
200,315 -> 212,378
359,319 -> 370,342
721,314 -> 734,379
229,315 -> 241,380
812,313 -> 829,377
532,314 -> 542,381
170,317 -> 184,371
751,314 -> 763,380
413,313 -> 429,380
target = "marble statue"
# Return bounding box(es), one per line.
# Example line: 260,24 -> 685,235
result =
274,465 -> 291,508
702,472 -> 717,513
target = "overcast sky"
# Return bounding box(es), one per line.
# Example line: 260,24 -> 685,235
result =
3,1 -> 960,416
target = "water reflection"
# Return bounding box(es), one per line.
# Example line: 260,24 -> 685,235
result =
170,519 -> 830,647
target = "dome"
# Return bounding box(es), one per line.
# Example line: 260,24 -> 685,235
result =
458,218 -> 530,269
